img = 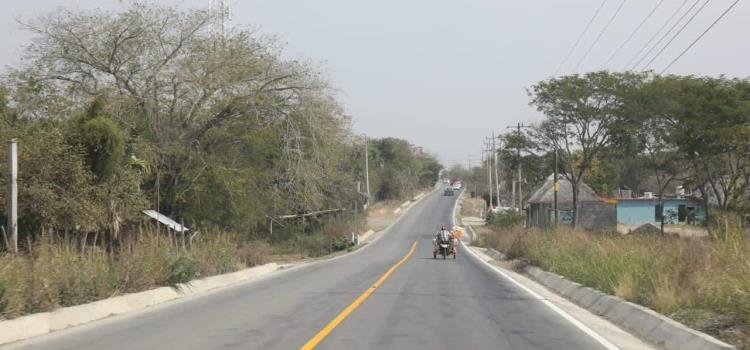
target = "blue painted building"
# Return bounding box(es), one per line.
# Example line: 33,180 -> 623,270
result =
617,198 -> 705,228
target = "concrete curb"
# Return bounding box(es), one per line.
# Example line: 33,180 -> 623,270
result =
479,246 -> 734,350
463,217 -> 478,244
0,262 -> 280,346
358,229 -> 376,243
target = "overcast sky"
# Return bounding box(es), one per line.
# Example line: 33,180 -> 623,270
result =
1,0 -> 748,166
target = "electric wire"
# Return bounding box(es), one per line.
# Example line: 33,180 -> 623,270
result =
600,0 -> 665,69
642,0 -> 713,70
623,0 -> 690,70
630,0 -> 703,70
660,0 -> 742,73
572,0 -> 627,73
553,0 -> 609,76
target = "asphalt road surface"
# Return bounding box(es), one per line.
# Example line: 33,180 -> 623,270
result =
4,190 -> 619,350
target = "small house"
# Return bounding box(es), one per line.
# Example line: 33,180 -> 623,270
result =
616,196 -> 706,235
525,174 -> 616,230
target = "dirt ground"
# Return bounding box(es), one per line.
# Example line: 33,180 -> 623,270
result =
365,200 -> 402,232
460,195 -> 485,218
460,195 -> 486,221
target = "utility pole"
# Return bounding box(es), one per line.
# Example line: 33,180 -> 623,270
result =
507,123 -> 531,211
485,138 -> 494,211
553,148 -> 559,228
492,132 -> 500,208
511,175 -> 516,210
354,181 -> 361,244
209,0 -> 233,38
481,148 -> 486,215
6,139 -> 17,253
516,123 -> 522,211
364,137 -> 370,209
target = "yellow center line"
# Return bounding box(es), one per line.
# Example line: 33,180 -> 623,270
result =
299,240 -> 418,350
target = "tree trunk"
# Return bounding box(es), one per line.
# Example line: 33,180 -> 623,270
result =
571,182 -> 579,229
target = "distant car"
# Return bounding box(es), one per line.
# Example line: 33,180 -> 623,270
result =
444,188 -> 454,196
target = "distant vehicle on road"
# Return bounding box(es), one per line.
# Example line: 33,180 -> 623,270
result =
444,188 -> 454,196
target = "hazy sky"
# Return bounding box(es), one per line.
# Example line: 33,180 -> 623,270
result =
1,1 -> 748,166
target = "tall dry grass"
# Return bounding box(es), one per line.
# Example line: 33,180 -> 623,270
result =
0,230 -> 271,320
478,225 -> 750,347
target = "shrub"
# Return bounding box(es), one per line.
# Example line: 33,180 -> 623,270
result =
486,210 -> 525,228
297,233 -> 353,258
0,280 -> 7,314
166,255 -> 198,287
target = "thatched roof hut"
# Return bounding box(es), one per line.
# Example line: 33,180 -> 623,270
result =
525,174 -> 600,207
525,174 -> 614,230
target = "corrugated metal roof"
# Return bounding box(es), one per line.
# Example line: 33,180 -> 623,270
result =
142,210 -> 189,233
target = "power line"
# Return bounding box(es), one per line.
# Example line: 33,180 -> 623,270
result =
601,0 -> 665,69
553,0 -> 609,76
572,0 -> 627,73
642,0 -> 713,70
630,0 -> 702,70
623,0 -> 690,70
660,0 -> 742,73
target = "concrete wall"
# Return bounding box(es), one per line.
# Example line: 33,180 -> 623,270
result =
577,202 -> 616,231
528,201 -> 616,231
617,200 -> 656,225
617,199 -> 705,226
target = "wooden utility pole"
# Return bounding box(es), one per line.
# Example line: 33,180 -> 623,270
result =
7,139 -> 17,253
485,139 -> 493,210
516,123 -> 523,211
554,148 -> 559,228
492,132 -> 500,208
364,137 -> 370,208
507,123 -> 531,211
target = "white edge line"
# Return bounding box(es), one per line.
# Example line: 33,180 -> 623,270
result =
461,243 -> 620,350
452,192 -> 619,350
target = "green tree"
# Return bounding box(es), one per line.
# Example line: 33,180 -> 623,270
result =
530,71 -> 646,227
647,76 -> 750,213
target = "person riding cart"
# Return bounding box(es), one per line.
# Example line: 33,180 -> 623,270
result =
433,226 -> 454,259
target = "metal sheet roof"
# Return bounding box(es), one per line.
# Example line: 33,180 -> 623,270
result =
142,210 -> 189,233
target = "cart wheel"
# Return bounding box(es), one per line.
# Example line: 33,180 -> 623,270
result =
443,254 -> 446,260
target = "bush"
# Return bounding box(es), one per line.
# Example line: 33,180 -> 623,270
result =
166,255 -> 198,287
297,233 -> 353,258
486,211 -> 525,228
0,280 -> 7,314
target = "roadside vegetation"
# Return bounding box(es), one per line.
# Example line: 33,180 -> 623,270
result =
476,223 -> 750,349
0,222 -> 370,320
0,3 -> 440,319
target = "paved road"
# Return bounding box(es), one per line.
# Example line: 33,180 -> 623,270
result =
5,190 -> 613,350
